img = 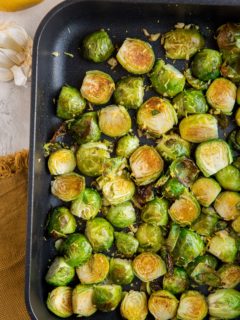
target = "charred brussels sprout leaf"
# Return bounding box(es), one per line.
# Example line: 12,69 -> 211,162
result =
141,197 -> 169,226
109,258 -> 134,285
215,165 -> 240,191
47,286 -> 73,318
163,267 -> 189,295
177,291 -> 208,320
93,285 -> 122,312
191,177 -> 221,207
48,149 -> 76,175
218,264 -> 240,289
162,178 -> 186,200
114,232 -> 139,257
116,134 -> 139,158
106,201 -> 136,228
45,257 -> 75,286
214,191 -> 240,221
169,156 -> 199,187
120,291 -> 148,320
136,223 -> 163,252
47,207 -> 77,238
184,69 -> 209,90
148,290 -> 179,320
72,285 -> 97,317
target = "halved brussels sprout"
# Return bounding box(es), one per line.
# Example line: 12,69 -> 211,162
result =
206,78 -> 237,114
179,114 -> 219,143
51,173 -> 85,202
71,188 -> 101,220
236,107 -> 240,126
214,191 -> 240,221
132,252 -> 166,282
82,30 -> 114,63
162,178 -> 186,200
116,38 -> 155,74
80,70 -> 115,104
48,149 -> 76,176
217,23 -> 240,56
177,291 -> 208,320
57,85 -> 86,120
166,223 -> 181,252
149,290 -> 178,320
116,134 -> 140,158
163,28 -> 205,60
191,210 -> 219,237
76,253 -> 109,284
195,139 -> 233,177
47,286 -> 73,318
163,267 -> 189,295
191,48 -> 222,81
228,128 -> 240,151
150,59 -> 185,98
114,232 -> 139,257
141,197 -> 169,226
98,105 -> 131,137
47,207 -> 77,238
136,223 -> 163,252
114,76 -> 144,109
109,258 -> 134,285
170,156 -> 199,187
85,217 -> 114,252
208,230 -> 237,263
72,285 -> 96,317
232,216 -> 240,233
130,145 -> 164,186
218,264 -> 240,288
93,284 -> 122,312
184,69 -> 209,90
137,97 -> 178,137
106,201 -> 136,228
208,289 -> 240,319
45,257 -> 75,286
215,165 -> 240,191
120,291 -> 148,320
191,177 -> 221,207
221,55 -> 240,83
61,233 -> 92,267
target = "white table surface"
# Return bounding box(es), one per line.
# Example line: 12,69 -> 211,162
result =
0,0 -> 63,155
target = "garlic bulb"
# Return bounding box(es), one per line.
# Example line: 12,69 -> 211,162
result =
0,22 -> 32,86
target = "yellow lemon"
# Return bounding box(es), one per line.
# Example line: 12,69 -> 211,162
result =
0,0 -> 43,12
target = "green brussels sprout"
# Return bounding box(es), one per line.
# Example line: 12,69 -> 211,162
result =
136,223 -> 163,252
165,223 -> 181,252
85,217 -> 114,252
114,232 -> 139,257
120,290 -> 148,320
72,285 -> 96,317
47,286 -> 73,318
45,257 -> 75,286
61,233 -> 92,267
82,30 -> 114,63
100,156 -> 128,178
116,134 -> 139,158
98,105 -> 131,137
47,207 -> 77,238
221,55 -> 240,83
163,28 -> 205,60
133,252 -> 166,282
232,216 -> 240,233
177,291 -> 208,320
217,23 -> 240,56
228,128 -> 240,151
215,165 -> 240,191
163,267 -> 189,295
137,97 -> 178,137
236,107 -> 240,126
208,230 -> 237,263
76,253 -> 109,284
130,145 -> 164,186
191,177 -> 221,207
218,264 -> 240,289
116,38 -> 155,74
51,173 -> 85,202
109,258 -> 134,285
208,289 -> 240,319
191,211 -> 219,237
141,197 -> 169,226
93,284 -> 122,312
195,139 -> 233,177
170,156 -> 199,187
184,69 -> 209,90
162,178 -> 186,200
114,76 -> 144,109
106,201 -> 136,228
206,78 -> 237,114
76,142 -> 110,177
71,188 -> 101,220
150,59 -> 185,98
156,133 -> 191,162
57,85 -> 86,120
148,290 -> 179,320
179,114 -> 219,143
48,149 -> 76,175
191,48 -> 222,81
80,70 -> 115,105
214,191 -> 240,221
169,192 -> 201,226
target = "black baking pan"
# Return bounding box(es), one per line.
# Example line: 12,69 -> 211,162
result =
26,0 -> 240,319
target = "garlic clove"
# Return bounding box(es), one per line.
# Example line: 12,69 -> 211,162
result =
0,50 -> 15,68
0,48 -> 24,65
0,67 -> 13,81
6,24 -> 29,49
0,30 -> 23,51
11,65 -> 28,86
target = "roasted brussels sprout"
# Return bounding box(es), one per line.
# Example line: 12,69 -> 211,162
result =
208,288 -> 240,319
57,85 -> 86,120
184,68 -> 209,90
163,28 -> 205,60
114,76 -> 144,109
236,107 -> 240,126
136,223 -> 163,252
177,291 -> 208,320
51,173 -> 85,202
116,134 -> 139,158
191,210 -> 219,237
214,191 -> 240,221
106,201 -> 136,228
195,139 -> 233,177
82,30 -> 114,63
85,217 -> 114,252
109,258 -> 134,285
120,291 -> 148,320
116,38 -> 155,74
80,70 -> 115,104
48,149 -> 76,176
217,23 -> 240,56
232,216 -> 240,233
72,285 -> 96,317
221,55 -> 240,83
76,253 -> 109,284
141,197 -> 169,226
47,207 -> 77,238
215,165 -> 240,191
228,128 -> 240,151
162,178 -> 186,200
191,48 -> 222,81
45,257 -> 75,286
163,267 -> 189,295
191,177 -> 221,207
218,264 -> 240,288
148,290 -> 179,320
137,97 -> 178,137
169,156 -> 199,187
93,284 -> 122,312
114,232 -> 139,257
47,286 -> 73,318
